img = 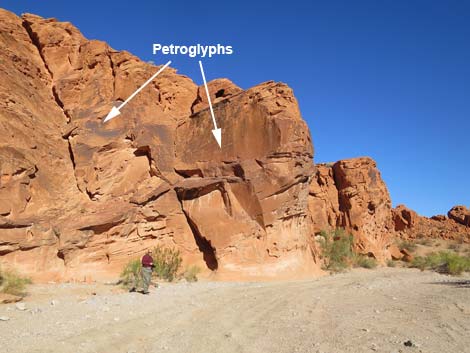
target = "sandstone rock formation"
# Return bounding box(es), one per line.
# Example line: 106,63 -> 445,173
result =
392,204 -> 418,232
308,158 -> 394,261
392,205 -> 470,242
1,9 -> 467,282
0,9 -> 317,281
448,206 -> 470,227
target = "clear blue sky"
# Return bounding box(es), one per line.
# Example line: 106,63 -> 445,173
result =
3,0 -> 469,216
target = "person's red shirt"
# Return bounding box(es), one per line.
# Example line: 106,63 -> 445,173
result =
142,253 -> 154,268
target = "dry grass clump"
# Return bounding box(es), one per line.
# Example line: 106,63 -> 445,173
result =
152,246 -> 182,282
120,246 -> 184,289
183,265 -> 201,282
353,255 -> 377,269
0,267 -> 32,297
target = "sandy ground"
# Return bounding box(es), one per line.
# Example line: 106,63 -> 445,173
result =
1,268 -> 469,353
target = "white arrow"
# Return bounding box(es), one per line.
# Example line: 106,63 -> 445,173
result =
198,60 -> 222,148
103,60 -> 172,122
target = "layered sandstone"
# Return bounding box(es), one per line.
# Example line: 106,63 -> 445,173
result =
1,9 -> 467,282
0,9 -> 317,281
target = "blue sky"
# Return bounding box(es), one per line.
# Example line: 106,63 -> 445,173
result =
2,1 -> 469,216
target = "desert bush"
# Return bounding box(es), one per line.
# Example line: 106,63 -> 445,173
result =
423,252 -> 445,269
410,251 -> 470,275
120,259 -> 142,290
319,229 -> 354,272
354,255 -> 377,269
152,246 -> 182,282
416,238 -> 433,246
410,256 -> 427,271
0,267 -> 31,296
120,246 -> 183,288
399,240 -> 417,252
183,265 -> 201,282
386,259 -> 396,267
441,252 -> 470,275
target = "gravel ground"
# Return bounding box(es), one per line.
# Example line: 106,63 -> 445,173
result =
1,268 -> 469,353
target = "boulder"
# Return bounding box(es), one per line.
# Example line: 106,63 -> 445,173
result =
388,244 -> 403,260
400,249 -> 414,263
392,205 -> 418,231
448,206 -> 470,227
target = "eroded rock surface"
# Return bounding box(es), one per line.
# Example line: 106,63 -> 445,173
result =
0,9 -> 317,280
448,206 -> 470,227
392,205 -> 470,242
308,158 -> 394,261
2,9 -> 466,281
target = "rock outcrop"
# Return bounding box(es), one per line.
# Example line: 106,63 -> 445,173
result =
392,205 -> 470,242
308,158 -> 394,261
448,206 -> 470,227
0,9 -> 317,281
1,9 -> 467,281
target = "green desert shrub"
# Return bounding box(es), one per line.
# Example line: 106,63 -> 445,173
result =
120,246 -> 184,288
183,265 -> 201,282
120,259 -> 142,290
319,229 -> 354,272
423,252 -> 445,270
441,252 -> 470,275
354,255 -> 377,269
410,256 -> 427,271
152,246 -> 182,282
386,259 -> 396,267
0,267 -> 32,296
410,251 -> 470,275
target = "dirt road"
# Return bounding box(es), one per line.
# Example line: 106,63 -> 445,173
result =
1,268 -> 469,353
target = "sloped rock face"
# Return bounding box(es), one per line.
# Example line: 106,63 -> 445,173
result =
308,158 -> 394,261
0,9 -> 318,281
392,205 -> 470,242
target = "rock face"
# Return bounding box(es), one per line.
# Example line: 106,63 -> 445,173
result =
1,9 -> 467,281
308,158 -> 394,260
392,205 -> 470,242
0,9 -> 317,281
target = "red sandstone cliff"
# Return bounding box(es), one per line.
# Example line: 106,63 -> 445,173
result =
0,9 -> 316,281
0,9 -> 468,281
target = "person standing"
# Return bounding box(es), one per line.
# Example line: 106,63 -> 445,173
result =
141,249 -> 154,294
